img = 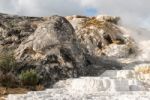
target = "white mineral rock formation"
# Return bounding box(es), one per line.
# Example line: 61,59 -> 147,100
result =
7,64 -> 150,100
137,40 -> 150,61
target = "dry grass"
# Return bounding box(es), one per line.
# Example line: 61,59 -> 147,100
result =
35,84 -> 45,91
82,18 -> 122,37
0,87 -> 29,99
0,87 -> 29,95
82,18 -> 105,28
80,18 -> 125,45
0,84 -> 45,99
134,64 -> 150,74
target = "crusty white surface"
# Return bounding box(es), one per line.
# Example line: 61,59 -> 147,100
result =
7,65 -> 150,100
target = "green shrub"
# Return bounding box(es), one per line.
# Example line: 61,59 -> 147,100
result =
19,69 -> 39,86
0,50 -> 18,87
0,51 -> 17,73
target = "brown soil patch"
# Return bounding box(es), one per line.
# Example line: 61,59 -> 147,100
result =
0,87 -> 29,99
0,85 -> 44,100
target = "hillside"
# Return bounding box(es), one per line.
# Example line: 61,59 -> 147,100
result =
0,13 -> 149,100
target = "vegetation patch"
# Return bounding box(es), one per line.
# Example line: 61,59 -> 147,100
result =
19,69 -> 39,86
0,51 -> 16,73
134,64 -> 150,74
82,18 -> 105,28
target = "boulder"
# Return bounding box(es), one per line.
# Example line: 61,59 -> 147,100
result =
15,15 -> 85,85
16,15 -> 75,59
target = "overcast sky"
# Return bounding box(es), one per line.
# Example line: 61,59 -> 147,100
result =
0,0 -> 150,29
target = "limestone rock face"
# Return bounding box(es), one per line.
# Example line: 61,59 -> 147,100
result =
102,44 -> 131,58
67,15 -> 137,58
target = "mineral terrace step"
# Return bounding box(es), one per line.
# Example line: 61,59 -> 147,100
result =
100,70 -> 119,78
7,69 -> 150,100
54,77 -> 147,92
7,91 -> 150,100
100,70 -> 134,78
101,69 -> 150,80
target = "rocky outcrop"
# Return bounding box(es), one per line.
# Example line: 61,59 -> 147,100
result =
14,15 -> 123,86
0,14 -> 137,59
66,15 -> 137,58
14,15 -> 87,86
96,15 -> 120,24
15,15 -> 76,60
0,13 -> 137,86
0,13 -> 43,49
0,14 -> 149,100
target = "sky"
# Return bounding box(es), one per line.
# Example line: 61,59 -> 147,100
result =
0,0 -> 150,29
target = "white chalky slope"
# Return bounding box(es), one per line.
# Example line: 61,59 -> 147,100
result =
7,64 -> 150,100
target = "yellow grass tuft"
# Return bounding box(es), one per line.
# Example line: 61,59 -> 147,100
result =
82,18 -> 105,28
134,64 -> 150,74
